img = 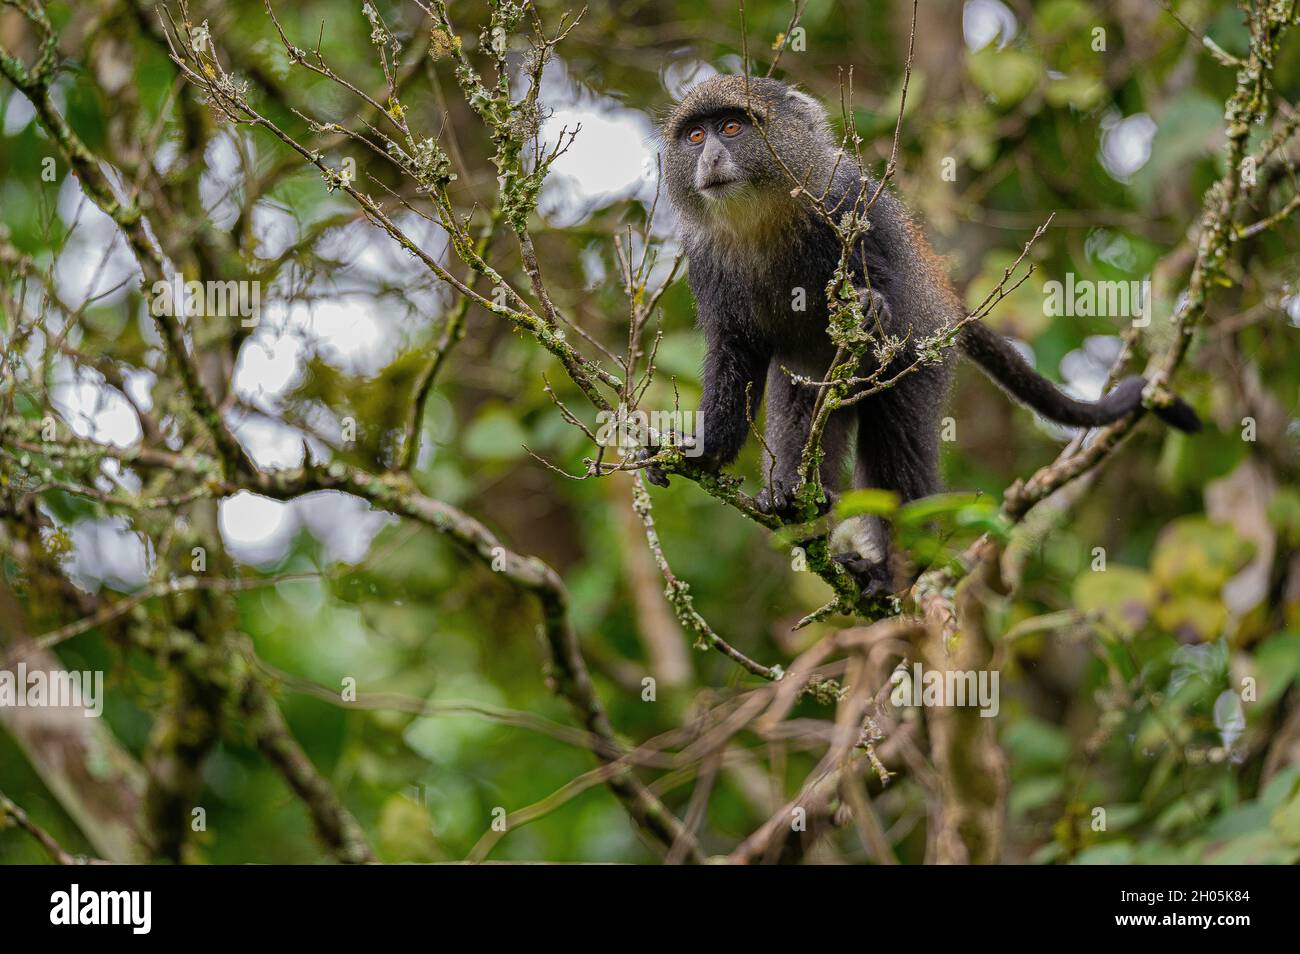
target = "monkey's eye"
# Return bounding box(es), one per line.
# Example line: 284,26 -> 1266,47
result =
686,126 -> 706,144
720,119 -> 744,138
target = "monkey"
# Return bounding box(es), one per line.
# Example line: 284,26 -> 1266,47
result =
641,75 -> 1200,595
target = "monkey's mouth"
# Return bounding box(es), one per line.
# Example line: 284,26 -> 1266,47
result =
697,177 -> 743,198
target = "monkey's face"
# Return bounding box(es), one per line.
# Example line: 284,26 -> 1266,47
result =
680,114 -> 750,198
663,78 -> 839,244
665,111 -> 784,223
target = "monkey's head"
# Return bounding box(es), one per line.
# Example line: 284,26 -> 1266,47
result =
662,76 -> 838,238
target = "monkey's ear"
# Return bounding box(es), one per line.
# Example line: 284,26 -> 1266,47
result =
784,87 -> 826,119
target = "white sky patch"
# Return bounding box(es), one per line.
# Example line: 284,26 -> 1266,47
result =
963,0 -> 1018,52
234,325 -> 305,405
1214,689 -> 1246,754
229,413 -> 306,470
101,457 -> 141,495
250,201 -> 300,261
51,368 -> 142,448
295,297 -> 392,374
220,491 -> 298,566
292,400 -> 353,449
317,215 -> 448,290
579,244 -> 608,289
1084,229 -> 1138,273
2,89 -> 36,135
660,57 -> 718,102
231,215 -> 448,464
326,220 -> 406,282
1284,293 -> 1300,328
234,295 -> 396,406
53,175 -> 140,311
2,80 -> 67,136
1100,112 -> 1157,182
1059,335 -> 1123,401
122,367 -> 157,412
536,59 -> 658,226
57,515 -> 153,592
152,139 -> 181,176
219,489 -> 392,567
199,131 -> 249,230
295,491 -> 395,565
1083,333 -> 1123,367
50,484 -> 389,581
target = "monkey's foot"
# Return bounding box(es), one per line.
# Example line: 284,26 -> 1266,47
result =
754,478 -> 794,515
755,478 -> 832,520
832,552 -> 895,599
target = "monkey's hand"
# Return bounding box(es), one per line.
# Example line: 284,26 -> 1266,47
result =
856,285 -> 891,328
637,449 -> 670,487
633,430 -> 702,487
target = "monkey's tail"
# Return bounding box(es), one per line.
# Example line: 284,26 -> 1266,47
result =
959,321 -> 1201,433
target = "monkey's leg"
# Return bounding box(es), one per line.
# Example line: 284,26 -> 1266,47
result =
838,378 -> 943,594
755,361 -> 852,516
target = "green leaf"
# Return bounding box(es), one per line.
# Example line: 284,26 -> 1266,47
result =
377,794 -> 442,863
1010,775 -> 1064,818
834,488 -> 899,518
1131,93 -> 1225,204
1036,0 -> 1094,33
1152,592 -> 1227,643
955,508 -> 1012,542
1045,74 -> 1104,110
968,48 -> 1041,108
1003,717 -> 1070,772
649,331 -> 704,380
895,492 -> 987,526
1104,803 -> 1145,831
1151,517 -> 1254,594
1260,765 -> 1300,809
1073,842 -> 1135,864
1073,565 -> 1154,637
1267,489 -> 1300,547
1202,831 -> 1297,864
463,405 -> 529,462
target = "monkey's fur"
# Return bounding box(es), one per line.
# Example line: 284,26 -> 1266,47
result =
648,76 -> 1199,593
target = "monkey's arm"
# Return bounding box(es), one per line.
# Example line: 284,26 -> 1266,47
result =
697,330 -> 770,470
639,326 -> 769,487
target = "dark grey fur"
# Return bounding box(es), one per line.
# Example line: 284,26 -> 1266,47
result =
650,76 -> 1199,592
